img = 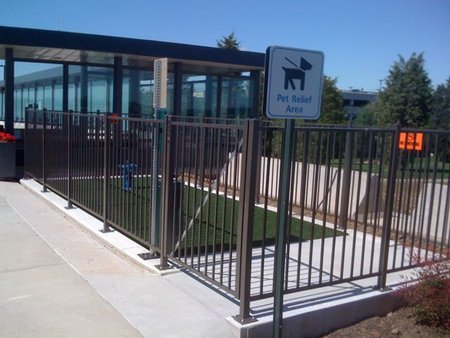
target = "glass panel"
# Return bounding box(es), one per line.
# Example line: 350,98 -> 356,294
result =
36,85 -> 44,110
181,75 -> 218,117
43,84 -> 52,110
54,84 -> 63,111
219,76 -> 253,119
88,68 -> 113,113
123,68 -> 155,118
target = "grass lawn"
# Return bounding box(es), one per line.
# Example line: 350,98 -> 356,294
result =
50,175 -> 343,255
171,184 -> 342,255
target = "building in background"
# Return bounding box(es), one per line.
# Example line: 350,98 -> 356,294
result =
341,89 -> 378,119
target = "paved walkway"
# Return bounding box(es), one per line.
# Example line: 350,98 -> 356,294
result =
0,181 -> 238,338
0,179 -> 413,337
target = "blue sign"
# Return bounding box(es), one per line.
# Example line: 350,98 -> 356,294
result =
119,161 -> 138,191
265,46 -> 324,119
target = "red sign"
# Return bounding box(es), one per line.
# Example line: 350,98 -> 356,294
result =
399,132 -> 423,151
111,113 -> 120,125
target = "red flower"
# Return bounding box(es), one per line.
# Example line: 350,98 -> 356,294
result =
0,131 -> 16,143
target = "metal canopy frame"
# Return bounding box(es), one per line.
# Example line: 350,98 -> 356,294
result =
1,26 -> 265,132
0,26 -> 264,72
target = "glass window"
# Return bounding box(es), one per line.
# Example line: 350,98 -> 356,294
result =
220,76 -> 252,119
181,75 -> 218,117
122,68 -> 156,118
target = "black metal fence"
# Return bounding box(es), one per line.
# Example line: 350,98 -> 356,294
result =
24,109 -> 450,322
25,110 -> 161,247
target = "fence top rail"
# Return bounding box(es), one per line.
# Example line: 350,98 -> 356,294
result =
25,109 -> 163,124
170,115 -> 246,125
24,109 -> 450,135
260,121 -> 450,135
170,119 -> 244,130
260,123 -> 395,133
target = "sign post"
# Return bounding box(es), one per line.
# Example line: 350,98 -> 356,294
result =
151,58 -> 168,253
264,46 -> 324,338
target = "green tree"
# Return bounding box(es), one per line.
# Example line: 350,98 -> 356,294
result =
318,76 -> 345,124
217,32 -> 240,50
429,77 -> 450,130
378,53 -> 433,127
355,100 -> 383,126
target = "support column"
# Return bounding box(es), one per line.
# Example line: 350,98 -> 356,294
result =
128,69 -> 141,118
172,62 -> 182,116
250,70 -> 261,118
62,64 -> 69,112
4,48 -> 14,134
113,56 -> 123,115
51,80 -> 56,111
205,76 -> 213,117
216,76 -> 223,118
80,65 -> 88,113
106,77 -> 112,113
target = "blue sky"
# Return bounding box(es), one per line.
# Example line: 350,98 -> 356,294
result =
1,0 -> 449,91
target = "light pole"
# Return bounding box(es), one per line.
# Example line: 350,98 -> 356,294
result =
0,65 -> 4,121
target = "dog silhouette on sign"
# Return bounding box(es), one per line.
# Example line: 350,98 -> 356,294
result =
282,57 -> 313,91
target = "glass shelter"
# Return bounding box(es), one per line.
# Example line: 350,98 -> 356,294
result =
0,26 -> 265,133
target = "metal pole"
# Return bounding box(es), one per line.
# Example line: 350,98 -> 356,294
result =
273,119 -> 295,338
376,123 -> 401,290
24,108 -> 29,177
42,109 -> 47,192
151,116 -> 160,252
67,110 -> 73,209
101,114 -> 112,233
159,115 -> 174,269
339,119 -> 354,228
234,119 -> 259,324
4,48 -> 14,135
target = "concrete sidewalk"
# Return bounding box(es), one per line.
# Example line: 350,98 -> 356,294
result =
1,179 -> 412,337
0,181 -> 238,338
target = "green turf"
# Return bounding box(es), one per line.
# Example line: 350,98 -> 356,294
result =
170,184 -> 342,255
49,176 -> 343,254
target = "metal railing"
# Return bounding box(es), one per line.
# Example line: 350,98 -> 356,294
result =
25,109 -> 162,248
24,109 -> 450,322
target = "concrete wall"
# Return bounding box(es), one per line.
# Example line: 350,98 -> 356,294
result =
220,153 -> 449,243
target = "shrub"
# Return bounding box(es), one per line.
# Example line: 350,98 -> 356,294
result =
396,248 -> 449,329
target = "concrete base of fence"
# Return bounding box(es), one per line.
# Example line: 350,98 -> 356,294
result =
20,178 -> 179,276
227,284 -> 407,338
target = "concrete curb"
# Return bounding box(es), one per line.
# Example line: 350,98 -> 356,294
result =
20,178 -> 178,276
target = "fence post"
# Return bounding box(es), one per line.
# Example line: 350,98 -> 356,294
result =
101,114 -> 112,233
233,118 -> 259,324
67,110 -> 73,209
151,115 -> 162,252
42,109 -> 47,192
24,108 -> 29,177
273,119 -> 295,338
159,115 -> 175,270
339,120 -> 355,228
376,122 -> 401,290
